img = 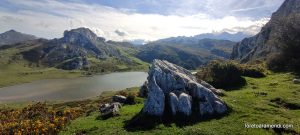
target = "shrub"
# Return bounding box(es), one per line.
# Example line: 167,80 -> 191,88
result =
196,60 -> 246,89
125,95 -> 136,105
241,66 -> 266,78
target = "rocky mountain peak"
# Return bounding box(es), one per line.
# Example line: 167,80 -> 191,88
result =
142,59 -> 227,117
63,27 -> 104,43
5,29 -> 17,34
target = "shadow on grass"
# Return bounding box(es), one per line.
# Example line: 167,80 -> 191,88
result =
124,107 -> 232,132
222,78 -> 247,91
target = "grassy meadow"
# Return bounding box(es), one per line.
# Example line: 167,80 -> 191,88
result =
0,73 -> 300,135
59,72 -> 300,135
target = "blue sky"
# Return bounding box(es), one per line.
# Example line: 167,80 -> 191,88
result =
0,0 -> 284,41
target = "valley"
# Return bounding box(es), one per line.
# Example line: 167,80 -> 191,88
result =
0,0 -> 300,134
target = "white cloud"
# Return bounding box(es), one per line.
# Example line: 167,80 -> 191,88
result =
0,0 -> 280,41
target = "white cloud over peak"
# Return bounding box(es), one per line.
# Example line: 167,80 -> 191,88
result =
0,0 -> 283,41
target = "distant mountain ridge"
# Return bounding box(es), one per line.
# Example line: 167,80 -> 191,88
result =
0,30 -> 37,46
0,27 -> 248,71
136,38 -> 236,69
156,32 -> 251,43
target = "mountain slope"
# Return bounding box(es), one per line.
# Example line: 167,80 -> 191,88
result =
135,38 -> 236,69
0,30 -> 37,46
231,0 -> 300,63
153,37 -> 236,58
0,28 -> 148,72
193,32 -> 251,42
136,44 -> 216,69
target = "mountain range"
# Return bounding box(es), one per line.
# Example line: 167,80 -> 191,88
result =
0,28 -> 148,73
136,38 -> 236,69
157,32 -> 250,43
2,0 -> 299,72
0,28 -> 239,70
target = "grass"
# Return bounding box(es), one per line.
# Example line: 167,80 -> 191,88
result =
0,45 -> 148,88
60,72 -> 300,135
0,66 -> 82,88
0,46 -> 83,87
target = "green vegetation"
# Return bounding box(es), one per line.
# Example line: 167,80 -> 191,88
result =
59,73 -> 299,135
196,61 -> 264,89
0,47 -> 83,87
1,73 -> 299,134
196,60 -> 245,89
0,45 -> 148,88
85,57 -> 148,74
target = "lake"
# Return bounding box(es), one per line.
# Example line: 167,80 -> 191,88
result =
0,72 -> 148,103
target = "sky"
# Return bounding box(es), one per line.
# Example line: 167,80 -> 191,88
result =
0,0 -> 284,42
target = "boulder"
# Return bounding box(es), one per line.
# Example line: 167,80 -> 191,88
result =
99,102 -> 122,119
112,95 -> 127,103
142,59 -> 227,118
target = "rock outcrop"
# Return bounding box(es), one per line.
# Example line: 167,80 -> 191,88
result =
231,0 -> 300,63
142,59 -> 227,118
16,27 -> 145,70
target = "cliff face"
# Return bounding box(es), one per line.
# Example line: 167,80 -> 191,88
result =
231,0 -> 300,62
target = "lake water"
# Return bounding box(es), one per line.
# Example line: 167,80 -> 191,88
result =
0,72 -> 148,103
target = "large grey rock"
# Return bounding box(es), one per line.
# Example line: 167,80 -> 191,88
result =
142,59 -> 227,118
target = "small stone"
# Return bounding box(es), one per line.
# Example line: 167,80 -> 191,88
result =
99,102 -> 122,119
293,79 -> 300,84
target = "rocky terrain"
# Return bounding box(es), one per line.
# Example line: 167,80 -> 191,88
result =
141,60 -> 227,118
231,0 -> 300,63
